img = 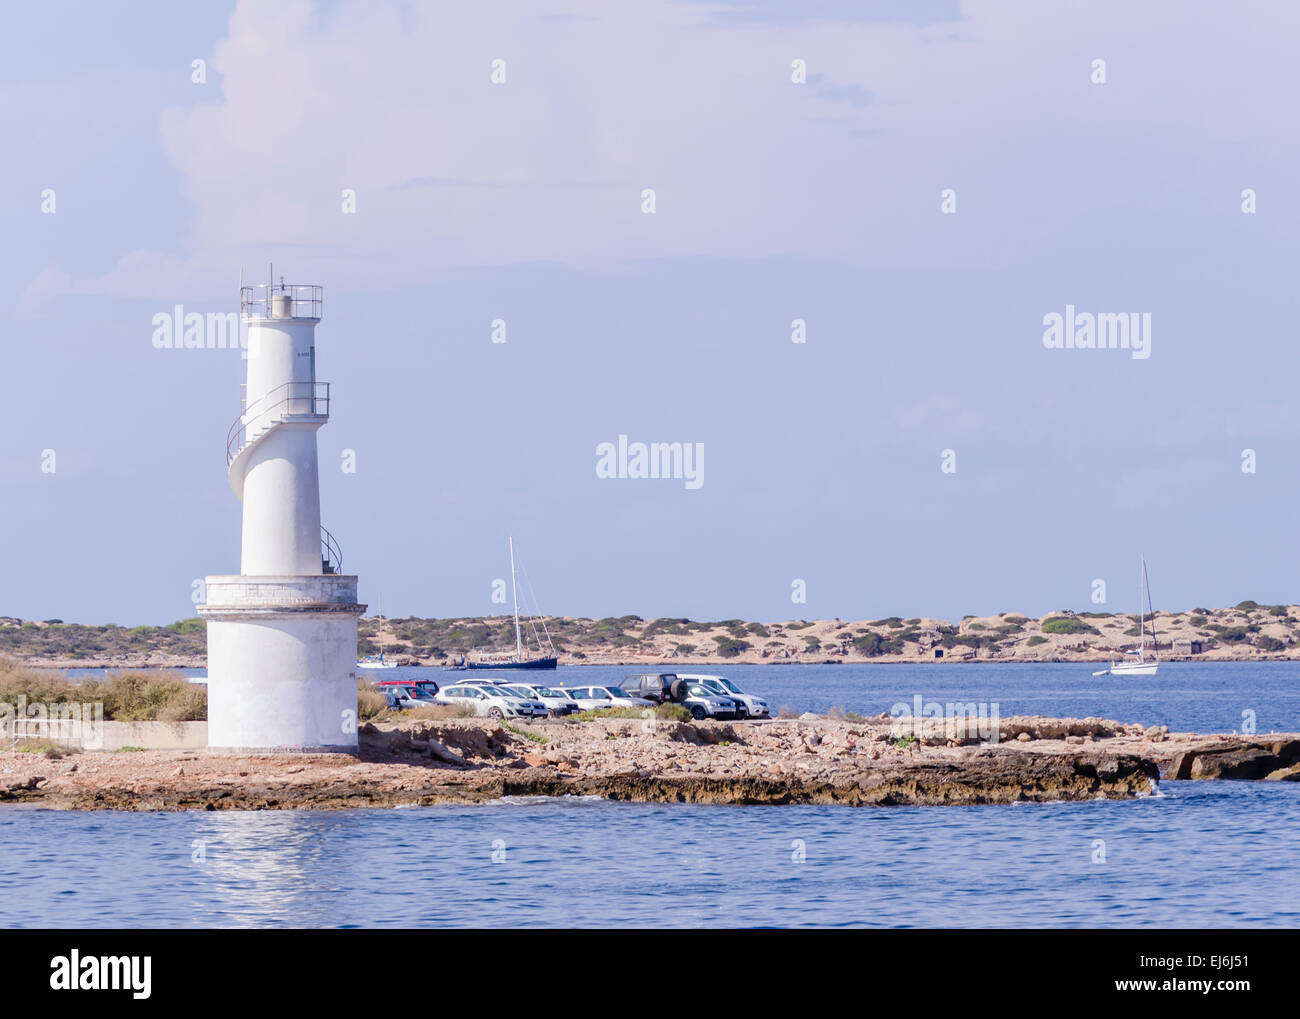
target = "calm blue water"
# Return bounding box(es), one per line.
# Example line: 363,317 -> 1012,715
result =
1,783 -> 1296,928
11,662 -> 1295,927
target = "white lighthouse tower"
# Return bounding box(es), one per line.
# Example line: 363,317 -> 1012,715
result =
198,274 -> 365,752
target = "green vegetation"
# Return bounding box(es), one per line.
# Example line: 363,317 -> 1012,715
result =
503,722 -> 547,743
852,632 -> 882,656
1026,635 -> 1048,647
571,703 -> 691,722
356,680 -> 389,721
0,619 -> 206,662
712,636 -> 751,658
0,658 -> 205,720
15,741 -> 67,758
1255,635 -> 1286,652
1040,616 -> 1100,636
1208,625 -> 1251,643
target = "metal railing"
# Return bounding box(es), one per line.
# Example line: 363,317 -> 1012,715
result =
226,380 -> 330,466
240,283 -> 322,320
321,526 -> 343,575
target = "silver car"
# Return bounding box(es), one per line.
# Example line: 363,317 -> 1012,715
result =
560,685 -> 655,712
435,683 -> 548,719
682,683 -> 741,720
677,673 -> 770,719
505,683 -> 580,716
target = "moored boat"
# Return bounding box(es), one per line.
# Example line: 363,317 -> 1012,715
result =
456,537 -> 558,671
1093,555 -> 1160,677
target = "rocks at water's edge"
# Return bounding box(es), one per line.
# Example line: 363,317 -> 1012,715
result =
7,712 -> 1291,812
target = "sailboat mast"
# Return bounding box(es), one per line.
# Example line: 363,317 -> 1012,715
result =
1138,554 -> 1146,658
509,536 -> 523,661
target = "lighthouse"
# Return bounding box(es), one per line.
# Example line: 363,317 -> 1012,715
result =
198,275 -> 365,752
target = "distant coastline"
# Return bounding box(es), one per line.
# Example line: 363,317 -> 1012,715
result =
3,601 -> 1297,669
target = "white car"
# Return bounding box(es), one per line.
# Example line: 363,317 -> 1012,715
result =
676,673 -> 770,719
435,683 -> 548,719
504,683 -> 580,717
681,682 -> 741,721
560,685 -> 655,712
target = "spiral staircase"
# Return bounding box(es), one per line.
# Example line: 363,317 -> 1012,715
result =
225,379 -> 341,574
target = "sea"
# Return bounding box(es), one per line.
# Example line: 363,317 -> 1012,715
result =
4,661 -> 1297,928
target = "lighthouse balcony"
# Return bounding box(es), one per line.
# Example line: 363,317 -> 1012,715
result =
226,380 -> 331,467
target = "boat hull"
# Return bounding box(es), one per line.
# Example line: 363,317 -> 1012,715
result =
464,657 -> 558,671
1107,662 -> 1158,676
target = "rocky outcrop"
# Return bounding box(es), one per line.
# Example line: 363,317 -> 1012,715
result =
1156,738 -> 1300,781
2,715 -> 1295,812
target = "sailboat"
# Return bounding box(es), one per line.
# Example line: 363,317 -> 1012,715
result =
461,537 -> 558,670
357,593 -> 399,669
1093,555 -> 1159,677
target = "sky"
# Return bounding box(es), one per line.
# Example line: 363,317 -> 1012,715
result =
1,0 -> 1297,626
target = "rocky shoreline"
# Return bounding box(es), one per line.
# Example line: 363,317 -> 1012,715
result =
3,715 -> 1297,811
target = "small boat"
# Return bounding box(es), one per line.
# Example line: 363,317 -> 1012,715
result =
460,537 -> 558,671
1093,555 -> 1159,677
358,594 -> 399,670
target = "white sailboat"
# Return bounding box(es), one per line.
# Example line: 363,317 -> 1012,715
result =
1093,555 -> 1159,677
357,593 -> 399,669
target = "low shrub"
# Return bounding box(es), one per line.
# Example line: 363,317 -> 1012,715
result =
712,636 -> 751,658
0,660 -> 207,721
1040,617 -> 1099,636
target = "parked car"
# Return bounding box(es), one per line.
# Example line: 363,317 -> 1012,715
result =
682,683 -> 741,720
675,673 -> 769,719
435,683 -> 548,719
504,683 -> 580,716
620,673 -> 690,704
375,682 -> 441,709
561,685 -> 655,712
374,677 -> 439,694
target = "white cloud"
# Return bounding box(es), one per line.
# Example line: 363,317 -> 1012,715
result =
33,0 -> 1300,301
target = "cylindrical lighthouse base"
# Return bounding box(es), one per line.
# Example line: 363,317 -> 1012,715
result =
198,576 -> 366,753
